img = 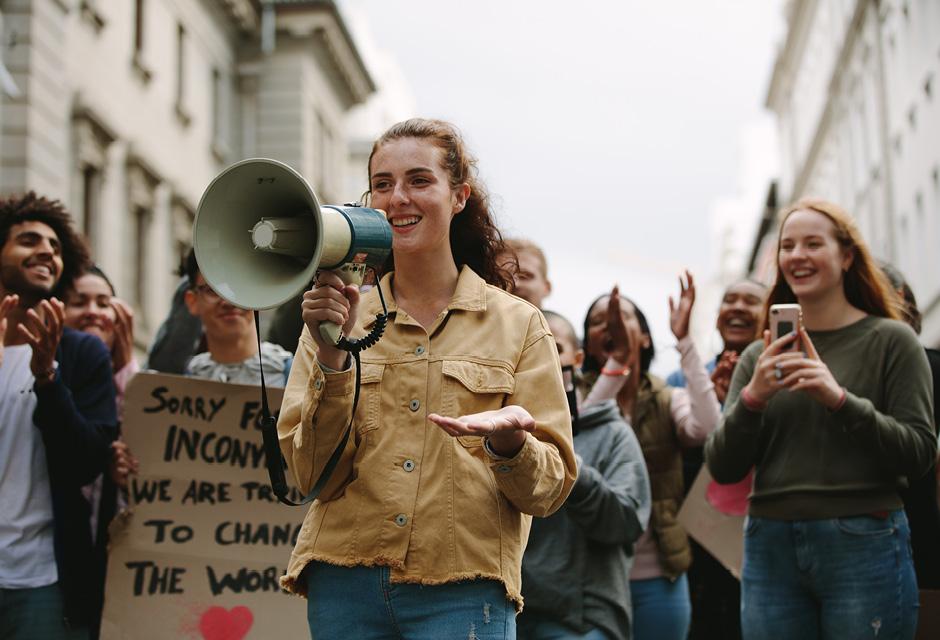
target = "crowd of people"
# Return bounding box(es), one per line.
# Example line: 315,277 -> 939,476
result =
0,117 -> 937,640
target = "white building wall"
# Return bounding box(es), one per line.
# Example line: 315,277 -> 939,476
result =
0,0 -> 374,345
764,0 -> 940,343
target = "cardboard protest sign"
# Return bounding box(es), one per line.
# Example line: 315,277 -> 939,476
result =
101,373 -> 308,640
677,466 -> 749,579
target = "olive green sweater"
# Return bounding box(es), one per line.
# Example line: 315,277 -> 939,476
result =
705,316 -> 936,520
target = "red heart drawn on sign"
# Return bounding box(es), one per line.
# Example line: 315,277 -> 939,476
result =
199,606 -> 254,640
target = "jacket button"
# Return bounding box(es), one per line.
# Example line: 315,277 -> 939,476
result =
497,464 -> 512,474
314,378 -> 323,390
403,459 -> 416,472
415,345 -> 426,356
409,399 -> 420,411
395,513 -> 408,526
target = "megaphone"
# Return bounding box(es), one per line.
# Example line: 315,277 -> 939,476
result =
192,158 -> 392,344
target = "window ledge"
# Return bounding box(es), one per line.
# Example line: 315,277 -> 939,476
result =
175,103 -> 192,128
80,0 -> 107,33
211,140 -> 230,163
131,53 -> 152,85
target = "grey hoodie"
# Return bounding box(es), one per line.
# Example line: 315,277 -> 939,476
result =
520,400 -> 652,640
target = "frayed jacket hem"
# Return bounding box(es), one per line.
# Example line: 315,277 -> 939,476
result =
280,555 -> 524,611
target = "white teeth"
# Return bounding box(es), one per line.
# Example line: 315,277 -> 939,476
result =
792,270 -> 813,277
392,216 -> 419,227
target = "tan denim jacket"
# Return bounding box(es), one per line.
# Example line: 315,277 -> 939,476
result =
277,267 -> 576,608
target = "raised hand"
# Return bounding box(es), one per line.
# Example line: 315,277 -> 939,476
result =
0,294 -> 20,368
428,405 -> 536,457
669,270 -> 695,341
18,297 -> 65,385
110,298 -> 135,372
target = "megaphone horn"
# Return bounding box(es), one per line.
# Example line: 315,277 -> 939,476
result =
193,158 -> 392,345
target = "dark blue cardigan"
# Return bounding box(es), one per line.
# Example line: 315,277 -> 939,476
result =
33,327 -> 117,628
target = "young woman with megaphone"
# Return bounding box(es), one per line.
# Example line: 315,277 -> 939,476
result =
277,118 -> 576,639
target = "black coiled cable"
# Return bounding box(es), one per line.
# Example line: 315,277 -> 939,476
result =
258,269 -> 390,506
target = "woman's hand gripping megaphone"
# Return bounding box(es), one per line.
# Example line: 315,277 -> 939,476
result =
302,270 -> 362,370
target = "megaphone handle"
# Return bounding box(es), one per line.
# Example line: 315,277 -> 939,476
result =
318,263 -> 369,346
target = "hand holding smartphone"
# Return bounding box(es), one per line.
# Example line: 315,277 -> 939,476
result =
769,303 -> 802,351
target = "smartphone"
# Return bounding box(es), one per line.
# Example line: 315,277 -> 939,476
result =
769,303 -> 802,351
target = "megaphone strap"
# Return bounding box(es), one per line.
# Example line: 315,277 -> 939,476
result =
254,274 -> 389,507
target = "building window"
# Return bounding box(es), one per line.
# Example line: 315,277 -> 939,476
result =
134,0 -> 145,53
81,165 -> 100,241
127,163 -> 158,324
211,68 -> 228,160
131,0 -> 152,83
72,115 -> 113,254
174,23 -> 190,126
134,205 -> 152,318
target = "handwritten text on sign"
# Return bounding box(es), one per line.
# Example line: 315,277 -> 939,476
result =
101,373 -> 309,640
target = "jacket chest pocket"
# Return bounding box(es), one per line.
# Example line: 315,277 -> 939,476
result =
441,360 -> 515,448
355,363 -> 385,436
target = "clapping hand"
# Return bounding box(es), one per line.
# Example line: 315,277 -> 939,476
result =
18,298 -> 65,385
0,294 -> 20,368
710,350 -> 739,404
110,298 -> 135,372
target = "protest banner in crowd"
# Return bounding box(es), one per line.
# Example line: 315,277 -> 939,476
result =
677,467 -> 746,579
101,373 -> 307,640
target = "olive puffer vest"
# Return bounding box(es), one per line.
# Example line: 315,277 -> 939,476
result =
632,373 -> 692,578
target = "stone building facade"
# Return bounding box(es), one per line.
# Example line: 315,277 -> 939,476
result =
0,0 -> 375,343
754,0 -> 940,342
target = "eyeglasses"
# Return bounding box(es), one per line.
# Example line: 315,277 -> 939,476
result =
192,284 -> 222,302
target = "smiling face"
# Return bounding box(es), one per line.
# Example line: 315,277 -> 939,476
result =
584,295 -> 651,365
368,137 -> 468,260
0,220 -> 64,301
64,273 -> 117,348
778,209 -> 852,303
716,280 -> 766,352
184,273 -> 255,342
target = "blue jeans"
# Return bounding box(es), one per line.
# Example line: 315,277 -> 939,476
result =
517,613 -> 610,639
741,511 -> 918,640
304,561 -> 516,639
630,574 -> 691,640
0,584 -> 88,640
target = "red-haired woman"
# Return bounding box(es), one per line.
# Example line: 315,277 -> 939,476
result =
277,119 -> 576,639
706,199 -> 935,639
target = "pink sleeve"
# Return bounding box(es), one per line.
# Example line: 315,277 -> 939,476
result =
670,337 -> 721,446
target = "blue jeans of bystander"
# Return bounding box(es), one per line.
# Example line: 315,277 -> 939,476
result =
630,574 -> 691,640
304,561 -> 516,639
0,584 -> 88,640
517,613 -> 611,639
741,510 -> 918,640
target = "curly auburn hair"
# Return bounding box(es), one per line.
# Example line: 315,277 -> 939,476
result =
366,118 -> 512,290
0,191 -> 91,297
761,198 -> 903,331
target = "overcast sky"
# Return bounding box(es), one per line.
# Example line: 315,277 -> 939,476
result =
343,0 -> 785,374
